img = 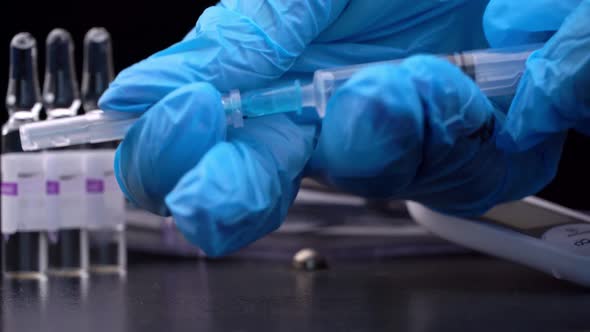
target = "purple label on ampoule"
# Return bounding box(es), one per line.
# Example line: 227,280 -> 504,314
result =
46,181 -> 60,195
86,179 -> 104,193
1,182 -> 18,196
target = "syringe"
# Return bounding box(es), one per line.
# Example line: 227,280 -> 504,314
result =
19,44 -> 540,151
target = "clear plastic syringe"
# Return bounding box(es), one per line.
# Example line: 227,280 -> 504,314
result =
19,44 -> 540,151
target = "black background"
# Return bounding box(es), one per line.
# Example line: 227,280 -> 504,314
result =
1,0 -> 588,208
0,0 -> 216,100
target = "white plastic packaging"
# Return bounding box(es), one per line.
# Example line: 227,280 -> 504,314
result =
84,149 -> 126,274
1,153 -> 48,233
1,152 -> 48,279
407,198 -> 590,287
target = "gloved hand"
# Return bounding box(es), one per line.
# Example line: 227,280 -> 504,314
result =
99,0 -> 563,257
483,0 -> 590,151
310,56 -> 565,216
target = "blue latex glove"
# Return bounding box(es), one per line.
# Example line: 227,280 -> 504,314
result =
99,0 -> 563,256
483,0 -> 590,151
310,56 -> 565,216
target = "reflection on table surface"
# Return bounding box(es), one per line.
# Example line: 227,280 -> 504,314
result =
2,254 -> 589,332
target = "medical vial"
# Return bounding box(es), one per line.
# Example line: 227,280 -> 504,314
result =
43,29 -> 80,117
82,27 -> 114,113
85,150 -> 126,274
80,28 -> 126,274
89,228 -> 126,274
44,151 -> 89,278
44,151 -> 89,277
81,27 -> 120,147
47,229 -> 89,277
43,29 -> 89,278
1,33 -> 47,280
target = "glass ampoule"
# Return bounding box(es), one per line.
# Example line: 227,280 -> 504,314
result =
43,28 -> 88,278
2,33 -> 47,280
82,28 -> 126,275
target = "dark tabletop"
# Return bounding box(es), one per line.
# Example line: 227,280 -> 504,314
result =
2,253 -> 589,332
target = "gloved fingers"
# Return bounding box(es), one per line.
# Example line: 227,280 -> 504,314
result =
165,116 -> 316,257
99,0 -> 349,114
313,55 -> 495,197
495,132 -> 566,204
216,0 -> 348,54
483,0 -> 580,47
491,1 -> 590,150
114,82 -> 227,216
316,0 -> 488,52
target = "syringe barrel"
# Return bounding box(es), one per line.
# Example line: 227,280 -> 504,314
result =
311,44 -> 541,117
19,111 -> 137,151
460,44 -> 541,97
18,45 -> 542,150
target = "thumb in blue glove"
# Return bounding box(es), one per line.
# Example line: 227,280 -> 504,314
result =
484,0 -> 590,151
